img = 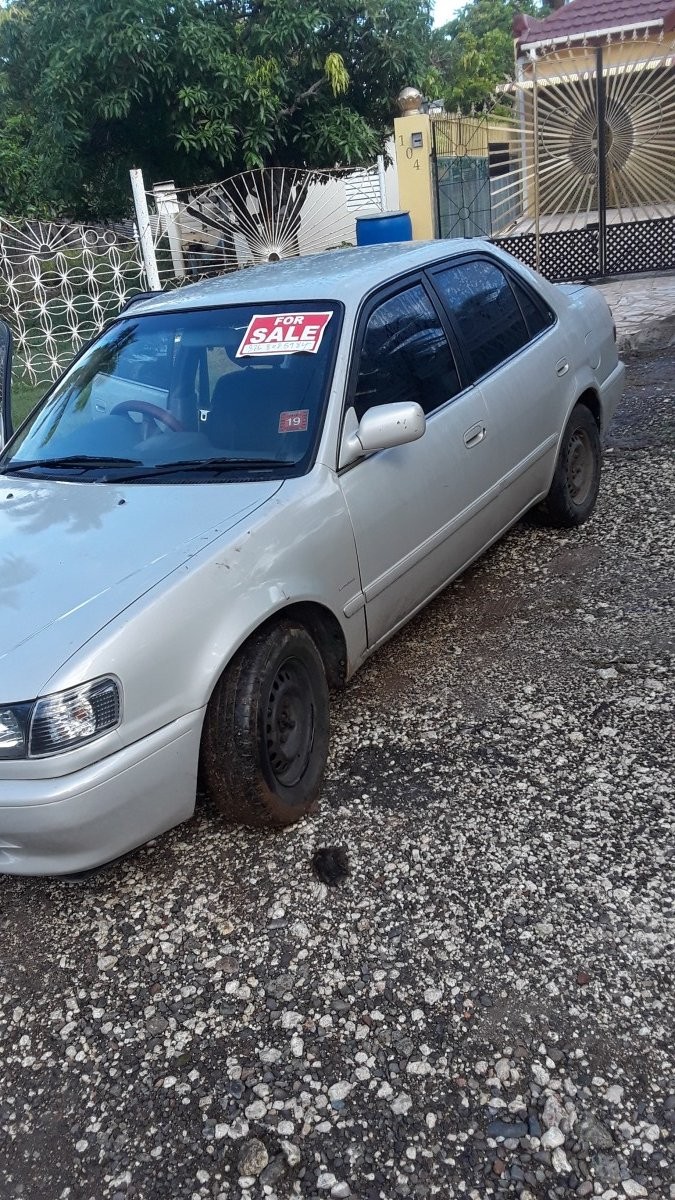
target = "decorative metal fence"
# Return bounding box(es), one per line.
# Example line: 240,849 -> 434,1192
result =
0,160 -> 391,404
431,36 -> 675,282
141,164 -> 389,287
0,219 -> 148,392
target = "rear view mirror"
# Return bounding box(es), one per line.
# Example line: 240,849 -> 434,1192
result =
340,400 -> 426,468
0,319 -> 12,449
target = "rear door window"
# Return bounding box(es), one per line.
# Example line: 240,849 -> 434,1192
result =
510,276 -> 556,339
431,258 -> 530,380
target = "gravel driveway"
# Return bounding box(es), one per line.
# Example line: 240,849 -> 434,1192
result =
1,351 -> 673,1200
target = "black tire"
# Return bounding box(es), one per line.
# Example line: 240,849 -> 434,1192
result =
540,403 -> 601,527
201,621 -> 330,828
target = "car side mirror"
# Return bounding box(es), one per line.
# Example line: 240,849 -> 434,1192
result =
339,401 -> 426,469
0,319 -> 12,450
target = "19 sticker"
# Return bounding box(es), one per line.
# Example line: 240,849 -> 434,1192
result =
279,409 -> 309,433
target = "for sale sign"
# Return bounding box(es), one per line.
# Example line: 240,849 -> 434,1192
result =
236,311 -> 333,357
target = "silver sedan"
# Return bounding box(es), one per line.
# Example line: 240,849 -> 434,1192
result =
0,240 -> 624,874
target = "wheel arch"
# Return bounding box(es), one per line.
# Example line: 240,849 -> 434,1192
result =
546,382 -> 602,496
541,392 -> 602,527
576,386 -> 602,431
199,603 -> 335,827
203,599 -> 349,713
275,601 -> 349,690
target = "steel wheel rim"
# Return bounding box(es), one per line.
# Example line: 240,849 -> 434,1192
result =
567,427 -> 593,505
265,657 -> 315,788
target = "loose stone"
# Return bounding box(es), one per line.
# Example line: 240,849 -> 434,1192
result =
238,1139 -> 269,1178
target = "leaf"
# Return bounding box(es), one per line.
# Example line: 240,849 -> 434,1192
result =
323,51 -> 349,96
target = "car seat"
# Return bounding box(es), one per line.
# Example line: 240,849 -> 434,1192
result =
207,366 -> 284,456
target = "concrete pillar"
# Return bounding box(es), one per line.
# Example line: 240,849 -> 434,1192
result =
393,114 -> 437,240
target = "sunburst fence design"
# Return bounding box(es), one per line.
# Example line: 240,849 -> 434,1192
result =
144,165 -> 387,283
0,163 -> 388,395
519,42 -> 675,226
431,35 -> 675,279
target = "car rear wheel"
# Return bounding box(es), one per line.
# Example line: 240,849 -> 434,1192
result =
201,621 -> 330,827
540,403 -> 601,527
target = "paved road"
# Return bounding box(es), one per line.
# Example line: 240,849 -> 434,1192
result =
1,352 -> 673,1200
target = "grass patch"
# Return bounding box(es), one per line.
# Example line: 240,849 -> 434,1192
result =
11,373 -> 48,430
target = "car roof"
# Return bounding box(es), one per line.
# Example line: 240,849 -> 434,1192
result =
128,239 -> 491,315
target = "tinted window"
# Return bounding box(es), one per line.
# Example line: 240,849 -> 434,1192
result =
433,259 -> 529,378
511,276 -> 555,338
353,285 -> 460,420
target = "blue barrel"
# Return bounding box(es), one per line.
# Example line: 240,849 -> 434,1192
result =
356,211 -> 413,246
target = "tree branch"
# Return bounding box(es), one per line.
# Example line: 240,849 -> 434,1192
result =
277,77 -> 325,120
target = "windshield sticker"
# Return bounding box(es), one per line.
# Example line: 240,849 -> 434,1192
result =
279,409 -> 309,433
236,312 -> 333,357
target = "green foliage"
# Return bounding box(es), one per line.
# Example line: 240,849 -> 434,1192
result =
11,372 -> 45,428
0,0 -> 433,220
426,0 -> 543,112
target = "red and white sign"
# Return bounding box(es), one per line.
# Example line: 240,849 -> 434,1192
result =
279,409 -> 309,433
236,311 -> 333,357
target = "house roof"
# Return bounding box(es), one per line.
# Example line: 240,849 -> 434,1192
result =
514,0 -> 675,48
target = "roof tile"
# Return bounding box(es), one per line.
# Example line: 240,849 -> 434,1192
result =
514,0 -> 675,45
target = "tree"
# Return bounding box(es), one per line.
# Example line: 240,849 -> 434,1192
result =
424,0 -> 542,112
0,0 -> 433,220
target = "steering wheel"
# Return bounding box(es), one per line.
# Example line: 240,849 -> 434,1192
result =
111,399 -> 184,433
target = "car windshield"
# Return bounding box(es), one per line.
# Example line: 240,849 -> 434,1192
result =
1,302 -> 340,481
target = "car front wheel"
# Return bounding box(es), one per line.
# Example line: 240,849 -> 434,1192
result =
201,621 -> 330,827
541,403 -> 601,527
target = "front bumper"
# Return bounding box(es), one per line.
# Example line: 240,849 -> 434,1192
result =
0,711 -> 204,875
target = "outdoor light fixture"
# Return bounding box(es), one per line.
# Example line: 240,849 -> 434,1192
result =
397,86 -> 423,115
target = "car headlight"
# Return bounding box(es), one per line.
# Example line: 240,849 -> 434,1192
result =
0,704 -> 31,759
0,678 -> 121,760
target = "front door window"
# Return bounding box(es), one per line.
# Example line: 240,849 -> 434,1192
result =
353,285 -> 461,421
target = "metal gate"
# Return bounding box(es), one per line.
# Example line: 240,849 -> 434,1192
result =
431,39 -> 675,282
435,150 -> 492,239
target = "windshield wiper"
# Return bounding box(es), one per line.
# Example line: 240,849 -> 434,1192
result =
113,457 -> 291,480
1,454 -> 143,475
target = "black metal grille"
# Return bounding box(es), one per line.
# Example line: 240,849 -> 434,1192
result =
434,155 -> 493,239
605,217 -> 675,277
493,228 -> 599,282
494,216 -> 675,282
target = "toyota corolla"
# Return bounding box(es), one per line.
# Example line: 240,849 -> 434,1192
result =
0,241 -> 624,874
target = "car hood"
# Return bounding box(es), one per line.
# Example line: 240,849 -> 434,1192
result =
0,476 -> 282,699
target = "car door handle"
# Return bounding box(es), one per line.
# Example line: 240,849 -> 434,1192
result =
556,358 -> 569,376
461,420 -> 482,444
464,423 -> 486,448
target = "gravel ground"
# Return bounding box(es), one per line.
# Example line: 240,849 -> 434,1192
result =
1,351 -> 673,1200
